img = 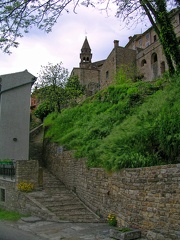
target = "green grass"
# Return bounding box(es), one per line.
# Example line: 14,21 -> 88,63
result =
0,208 -> 25,221
44,73 -> 180,171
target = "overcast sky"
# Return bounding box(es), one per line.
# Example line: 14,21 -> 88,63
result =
0,5 -> 151,77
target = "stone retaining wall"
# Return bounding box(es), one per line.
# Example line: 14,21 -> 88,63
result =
0,160 -> 42,216
43,141 -> 180,240
16,160 -> 39,188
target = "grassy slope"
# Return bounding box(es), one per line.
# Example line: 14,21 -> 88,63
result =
44,74 -> 180,171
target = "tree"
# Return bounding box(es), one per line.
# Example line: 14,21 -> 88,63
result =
0,0 -> 179,72
34,100 -> 54,121
36,62 -> 69,113
65,75 -> 85,106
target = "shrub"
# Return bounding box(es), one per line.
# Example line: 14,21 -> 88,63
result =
34,101 -> 53,121
107,214 -> 117,226
17,182 -> 34,192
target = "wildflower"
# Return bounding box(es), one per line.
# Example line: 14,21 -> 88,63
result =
107,213 -> 117,226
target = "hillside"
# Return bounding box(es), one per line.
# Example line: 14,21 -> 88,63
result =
44,74 -> 180,171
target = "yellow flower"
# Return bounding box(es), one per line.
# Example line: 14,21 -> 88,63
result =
17,182 -> 34,192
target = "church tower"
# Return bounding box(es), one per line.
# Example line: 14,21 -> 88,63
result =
80,37 -> 92,69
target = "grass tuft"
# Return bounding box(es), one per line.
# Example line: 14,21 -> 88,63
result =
0,208 -> 27,221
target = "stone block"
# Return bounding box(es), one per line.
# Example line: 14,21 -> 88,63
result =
109,228 -> 141,240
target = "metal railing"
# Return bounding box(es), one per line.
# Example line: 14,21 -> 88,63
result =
0,164 -> 15,180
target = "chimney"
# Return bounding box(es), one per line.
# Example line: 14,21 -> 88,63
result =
114,40 -> 119,48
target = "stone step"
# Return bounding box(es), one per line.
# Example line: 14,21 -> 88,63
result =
28,190 -> 72,197
56,213 -> 97,219
27,169 -> 100,223
48,204 -> 90,212
57,214 -> 99,222
36,200 -> 84,208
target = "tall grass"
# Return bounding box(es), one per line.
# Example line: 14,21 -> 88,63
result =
44,74 -> 180,171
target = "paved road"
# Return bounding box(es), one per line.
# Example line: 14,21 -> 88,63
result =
0,221 -> 45,240
0,218 -> 147,240
0,218 -> 112,240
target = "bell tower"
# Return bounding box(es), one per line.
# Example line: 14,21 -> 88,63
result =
80,37 -> 92,69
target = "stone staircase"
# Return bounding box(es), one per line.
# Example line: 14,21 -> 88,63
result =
27,169 -> 101,223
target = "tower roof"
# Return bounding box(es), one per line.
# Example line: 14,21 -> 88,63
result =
81,37 -> 91,51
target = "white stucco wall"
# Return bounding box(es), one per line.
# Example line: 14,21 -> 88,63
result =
0,70 -> 36,160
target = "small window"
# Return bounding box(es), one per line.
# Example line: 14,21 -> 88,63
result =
154,35 -> 157,42
106,71 -> 109,79
139,39 -> 142,46
0,188 -> 5,202
141,59 -> 147,67
146,33 -> 150,40
151,53 -> 158,64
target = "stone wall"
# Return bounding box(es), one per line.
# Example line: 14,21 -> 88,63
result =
72,67 -> 100,94
43,141 -> 180,240
16,160 -> 40,188
0,160 -> 44,216
100,46 -> 136,89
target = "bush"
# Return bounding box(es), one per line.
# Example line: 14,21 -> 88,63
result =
17,182 -> 34,192
34,101 -> 53,121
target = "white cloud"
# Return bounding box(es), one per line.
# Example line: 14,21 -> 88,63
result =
0,5 -> 151,77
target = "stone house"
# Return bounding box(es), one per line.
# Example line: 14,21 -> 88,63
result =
71,8 -> 180,95
0,70 -> 36,160
129,8 -> 180,81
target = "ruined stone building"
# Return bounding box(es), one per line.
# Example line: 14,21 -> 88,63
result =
71,8 -> 180,95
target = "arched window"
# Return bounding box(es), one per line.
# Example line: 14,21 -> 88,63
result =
151,53 -> 158,64
141,59 -> 147,67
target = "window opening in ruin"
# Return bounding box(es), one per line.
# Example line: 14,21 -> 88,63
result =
151,53 -> 158,64
106,71 -> 109,79
0,188 -> 5,202
87,57 -> 89,61
146,33 -> 150,40
154,35 -> 157,42
141,59 -> 147,67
